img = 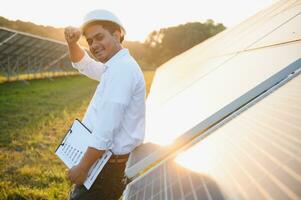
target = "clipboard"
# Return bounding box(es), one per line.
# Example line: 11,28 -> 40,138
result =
55,119 -> 112,189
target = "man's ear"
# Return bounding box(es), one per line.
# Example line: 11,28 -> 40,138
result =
113,30 -> 121,42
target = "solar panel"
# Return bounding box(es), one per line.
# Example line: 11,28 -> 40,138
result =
123,68 -> 301,200
147,0 -> 301,108
0,27 -> 73,80
125,0 -> 301,179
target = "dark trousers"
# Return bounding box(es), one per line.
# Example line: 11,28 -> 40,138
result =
69,161 -> 127,200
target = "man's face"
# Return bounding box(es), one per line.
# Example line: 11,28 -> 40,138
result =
84,24 -> 120,63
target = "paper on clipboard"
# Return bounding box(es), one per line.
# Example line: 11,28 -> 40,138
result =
55,119 -> 112,189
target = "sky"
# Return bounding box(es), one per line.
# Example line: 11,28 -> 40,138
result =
0,0 -> 276,41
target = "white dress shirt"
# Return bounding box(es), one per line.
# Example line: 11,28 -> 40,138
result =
72,48 -> 145,155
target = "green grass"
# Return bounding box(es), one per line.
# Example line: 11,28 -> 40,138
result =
0,71 -> 155,200
0,75 -> 98,199
0,72 -> 79,83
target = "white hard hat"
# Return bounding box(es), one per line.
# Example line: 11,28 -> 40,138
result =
81,9 -> 126,36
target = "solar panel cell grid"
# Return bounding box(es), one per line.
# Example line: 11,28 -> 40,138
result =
125,160 -> 226,200
0,30 -> 14,41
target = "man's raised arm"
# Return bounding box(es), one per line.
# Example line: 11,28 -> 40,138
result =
64,26 -> 105,81
64,26 -> 85,62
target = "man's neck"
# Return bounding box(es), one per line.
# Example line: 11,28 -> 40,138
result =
105,44 -> 122,63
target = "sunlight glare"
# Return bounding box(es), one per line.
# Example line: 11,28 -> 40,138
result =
175,135 -> 220,174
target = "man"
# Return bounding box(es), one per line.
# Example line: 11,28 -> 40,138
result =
64,9 -> 145,200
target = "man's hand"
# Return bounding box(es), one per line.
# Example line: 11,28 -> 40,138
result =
64,26 -> 85,62
67,147 -> 104,185
68,164 -> 89,185
64,26 -> 82,44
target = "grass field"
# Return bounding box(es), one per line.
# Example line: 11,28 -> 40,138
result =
0,72 -> 79,83
0,71 -> 155,199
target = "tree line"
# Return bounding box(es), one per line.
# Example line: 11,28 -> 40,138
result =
0,17 -> 225,70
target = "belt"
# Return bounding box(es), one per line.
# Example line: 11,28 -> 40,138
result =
108,153 -> 130,164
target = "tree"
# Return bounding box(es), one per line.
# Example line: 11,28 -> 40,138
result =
144,20 -> 226,68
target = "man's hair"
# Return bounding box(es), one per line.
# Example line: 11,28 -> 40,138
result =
84,21 -> 124,43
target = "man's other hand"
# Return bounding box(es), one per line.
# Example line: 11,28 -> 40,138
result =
67,164 -> 89,185
64,26 -> 82,44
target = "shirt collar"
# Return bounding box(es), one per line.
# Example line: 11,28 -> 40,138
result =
104,48 -> 129,69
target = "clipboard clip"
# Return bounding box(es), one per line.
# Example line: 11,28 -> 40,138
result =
61,129 -> 72,146
55,128 -> 72,153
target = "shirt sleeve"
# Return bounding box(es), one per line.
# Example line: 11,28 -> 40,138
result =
88,68 -> 135,150
72,51 -> 105,81
88,101 -> 127,150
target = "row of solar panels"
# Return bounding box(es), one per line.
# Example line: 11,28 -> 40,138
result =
0,26 -> 74,79
122,0 -> 301,199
